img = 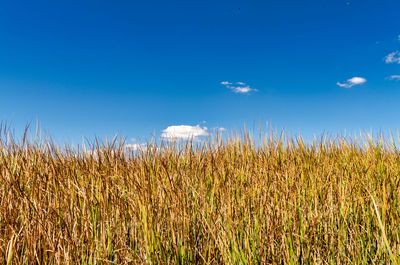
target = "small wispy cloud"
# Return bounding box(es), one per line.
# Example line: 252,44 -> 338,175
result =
220,81 -> 257,94
337,77 -> 366,88
387,75 -> 400,81
384,51 -> 400,64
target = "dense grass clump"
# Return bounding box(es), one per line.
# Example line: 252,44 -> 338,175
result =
1,128 -> 400,264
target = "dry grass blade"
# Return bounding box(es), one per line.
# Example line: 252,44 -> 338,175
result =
368,189 -> 399,265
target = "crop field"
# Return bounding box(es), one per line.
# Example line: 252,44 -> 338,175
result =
1,128 -> 400,264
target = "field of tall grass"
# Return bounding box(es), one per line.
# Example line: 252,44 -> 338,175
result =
1,126 -> 400,264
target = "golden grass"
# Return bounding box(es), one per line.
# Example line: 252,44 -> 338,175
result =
1,127 -> 400,264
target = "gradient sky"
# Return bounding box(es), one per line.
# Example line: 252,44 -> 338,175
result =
1,0 -> 400,145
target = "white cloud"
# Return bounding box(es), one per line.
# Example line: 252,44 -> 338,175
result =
337,77 -> 366,88
161,125 -> 209,141
125,143 -> 147,151
388,75 -> 400,81
220,81 -> 257,94
233,85 -> 253,93
384,51 -> 400,64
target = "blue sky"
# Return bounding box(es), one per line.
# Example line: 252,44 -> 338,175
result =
1,0 -> 400,145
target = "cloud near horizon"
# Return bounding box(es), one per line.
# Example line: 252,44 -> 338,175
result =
161,125 -> 226,141
161,125 -> 209,141
125,143 -> 148,151
384,51 -> 400,64
220,81 -> 257,94
337,77 -> 367,88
